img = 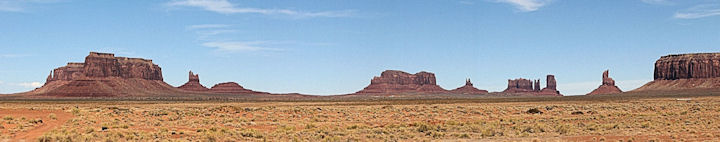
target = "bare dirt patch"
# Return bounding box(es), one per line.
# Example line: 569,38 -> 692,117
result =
0,109 -> 73,141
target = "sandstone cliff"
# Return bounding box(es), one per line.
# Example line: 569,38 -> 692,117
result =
503,75 -> 561,96
450,78 -> 488,94
46,52 -> 163,84
587,70 -> 622,95
177,71 -> 209,91
32,52 -> 182,97
356,70 -> 448,94
636,53 -> 720,91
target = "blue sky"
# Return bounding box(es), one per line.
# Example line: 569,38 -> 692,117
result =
1,0 -> 719,95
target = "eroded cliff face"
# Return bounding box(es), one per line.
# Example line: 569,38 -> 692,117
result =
503,75 -> 561,96
356,70 -> 447,94
177,71 -> 209,91
636,53 -> 720,91
33,52 -> 179,97
587,70 -> 622,95
654,53 -> 720,80
46,52 -> 163,84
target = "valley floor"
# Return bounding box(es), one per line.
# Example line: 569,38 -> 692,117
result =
1,94 -> 720,141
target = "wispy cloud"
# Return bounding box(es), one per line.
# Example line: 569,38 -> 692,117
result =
186,24 -> 231,30
0,81 -> 43,88
0,0 -> 62,12
674,4 -> 720,19
0,54 -> 30,58
166,0 -> 354,18
458,1 -> 475,5
640,0 -> 672,5
495,0 -> 553,12
18,82 -> 42,88
202,41 -> 283,52
185,24 -> 237,39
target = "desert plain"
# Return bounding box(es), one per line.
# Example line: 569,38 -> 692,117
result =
2,90 -> 720,141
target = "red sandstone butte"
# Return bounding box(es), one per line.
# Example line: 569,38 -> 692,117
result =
636,53 -> 720,91
450,78 -> 488,94
587,70 -> 623,95
209,82 -> 268,94
503,75 -> 562,96
33,52 -> 181,97
356,70 -> 448,94
177,71 -> 210,91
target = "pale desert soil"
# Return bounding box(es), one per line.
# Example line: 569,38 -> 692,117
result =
0,96 -> 719,141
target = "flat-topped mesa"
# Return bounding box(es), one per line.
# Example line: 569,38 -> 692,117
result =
46,52 -> 163,85
654,53 -> 720,80
356,70 -> 448,94
587,70 -> 623,95
635,53 -> 720,91
503,75 -> 562,96
209,82 -> 268,94
33,52 -> 181,97
450,78 -> 489,94
177,71 -> 209,91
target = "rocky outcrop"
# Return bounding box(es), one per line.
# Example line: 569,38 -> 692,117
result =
450,79 -> 488,94
209,82 -> 268,94
654,53 -> 720,80
46,52 -> 163,84
356,70 -> 447,94
177,71 -> 209,91
34,52 -> 182,97
636,53 -> 720,91
587,70 -> 622,95
503,75 -> 562,96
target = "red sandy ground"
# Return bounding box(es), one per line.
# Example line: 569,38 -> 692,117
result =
0,109 -> 73,141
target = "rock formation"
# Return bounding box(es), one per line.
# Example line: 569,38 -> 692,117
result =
654,53 -> 720,80
450,78 -> 488,94
177,71 -> 209,91
587,70 -> 623,95
45,52 -> 163,83
636,53 -> 720,91
503,75 -> 562,96
356,70 -> 447,94
209,82 -> 268,94
32,52 -> 181,97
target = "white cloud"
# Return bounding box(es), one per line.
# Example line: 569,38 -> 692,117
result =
459,1 -> 475,5
0,81 -> 43,88
0,1 -> 23,12
202,41 -> 282,52
640,0 -> 672,5
674,4 -> 720,19
186,24 -> 230,30
0,54 -> 30,58
496,0 -> 552,12
166,0 -> 353,18
0,0 -> 62,12
18,82 -> 42,88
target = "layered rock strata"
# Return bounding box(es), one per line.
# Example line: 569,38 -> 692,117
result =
503,75 -> 562,96
35,52 -> 180,97
636,53 -> 720,91
587,70 -> 623,95
356,70 -> 448,94
177,71 -> 209,91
